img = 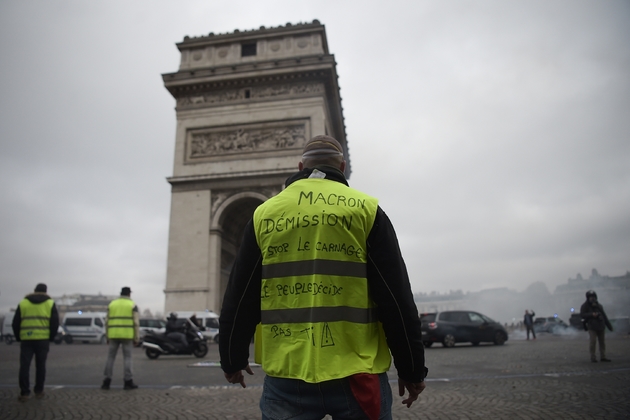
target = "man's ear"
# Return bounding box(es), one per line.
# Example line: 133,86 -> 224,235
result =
299,161 -> 304,170
340,161 -> 346,172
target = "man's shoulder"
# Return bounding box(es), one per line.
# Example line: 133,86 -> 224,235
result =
109,297 -> 135,305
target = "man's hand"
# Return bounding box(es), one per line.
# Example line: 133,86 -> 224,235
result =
224,364 -> 254,388
398,378 -> 426,408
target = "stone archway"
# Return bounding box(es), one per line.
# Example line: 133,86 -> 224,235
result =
208,192 -> 267,312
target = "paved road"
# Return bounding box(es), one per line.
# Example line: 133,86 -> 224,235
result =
1,331 -> 629,419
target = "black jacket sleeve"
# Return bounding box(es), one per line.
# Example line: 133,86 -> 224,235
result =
366,207 -> 427,383
600,305 -> 613,331
219,220 -> 262,373
49,303 -> 60,341
579,302 -> 592,320
12,306 -> 22,341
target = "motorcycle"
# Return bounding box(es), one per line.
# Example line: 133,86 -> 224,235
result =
142,318 -> 208,359
53,326 -> 73,344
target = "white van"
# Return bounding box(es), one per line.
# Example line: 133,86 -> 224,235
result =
63,311 -> 107,344
2,313 -> 16,344
173,310 -> 220,343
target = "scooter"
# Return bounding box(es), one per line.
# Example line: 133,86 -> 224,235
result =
142,318 -> 208,359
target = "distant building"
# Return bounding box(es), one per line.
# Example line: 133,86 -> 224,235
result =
413,269 -> 630,324
54,293 -> 118,320
414,290 -> 466,313
555,269 -> 630,294
554,269 -> 630,320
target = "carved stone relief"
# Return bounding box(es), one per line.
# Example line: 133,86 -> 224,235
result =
187,121 -> 307,161
177,82 -> 324,108
192,49 -> 204,61
296,36 -> 310,48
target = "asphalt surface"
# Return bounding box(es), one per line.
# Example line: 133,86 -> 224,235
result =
1,330 -> 629,419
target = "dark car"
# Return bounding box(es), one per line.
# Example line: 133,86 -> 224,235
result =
533,316 -> 570,334
420,310 -> 508,348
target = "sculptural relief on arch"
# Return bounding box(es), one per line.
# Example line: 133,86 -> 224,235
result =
162,20 -> 351,314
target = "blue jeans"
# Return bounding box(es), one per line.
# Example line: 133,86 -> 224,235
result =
260,373 -> 392,420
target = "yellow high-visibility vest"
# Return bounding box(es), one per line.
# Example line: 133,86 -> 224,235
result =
253,177 -> 391,383
19,298 -> 54,341
107,298 -> 135,340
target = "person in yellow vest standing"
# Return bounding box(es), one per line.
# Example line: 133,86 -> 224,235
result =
220,135 -> 428,419
12,283 -> 59,402
101,286 -> 140,390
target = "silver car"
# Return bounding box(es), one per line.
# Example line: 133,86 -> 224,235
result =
139,318 -> 166,343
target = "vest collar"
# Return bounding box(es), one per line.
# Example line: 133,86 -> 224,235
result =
285,165 -> 349,188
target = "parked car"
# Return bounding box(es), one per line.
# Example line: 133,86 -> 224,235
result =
63,311 -> 107,344
139,318 -> 167,343
420,310 -> 508,348
569,314 -> 584,330
533,316 -> 570,334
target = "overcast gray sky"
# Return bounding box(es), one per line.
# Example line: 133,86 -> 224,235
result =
1,0 -> 628,316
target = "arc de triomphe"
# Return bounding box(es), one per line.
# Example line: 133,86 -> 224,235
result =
162,20 -> 350,313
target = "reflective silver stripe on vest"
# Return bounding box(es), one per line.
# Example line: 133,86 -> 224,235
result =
261,306 -> 377,324
262,260 -> 366,279
108,316 -> 133,328
22,316 -> 50,321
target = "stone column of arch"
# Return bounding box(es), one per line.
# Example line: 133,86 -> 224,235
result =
207,191 -> 269,312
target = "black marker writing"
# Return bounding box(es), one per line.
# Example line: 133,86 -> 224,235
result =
276,282 -> 343,297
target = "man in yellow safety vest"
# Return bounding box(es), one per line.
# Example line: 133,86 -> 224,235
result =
220,135 -> 428,419
101,286 -> 140,390
12,283 -> 59,402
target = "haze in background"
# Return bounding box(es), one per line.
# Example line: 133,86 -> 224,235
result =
1,1 -> 628,316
